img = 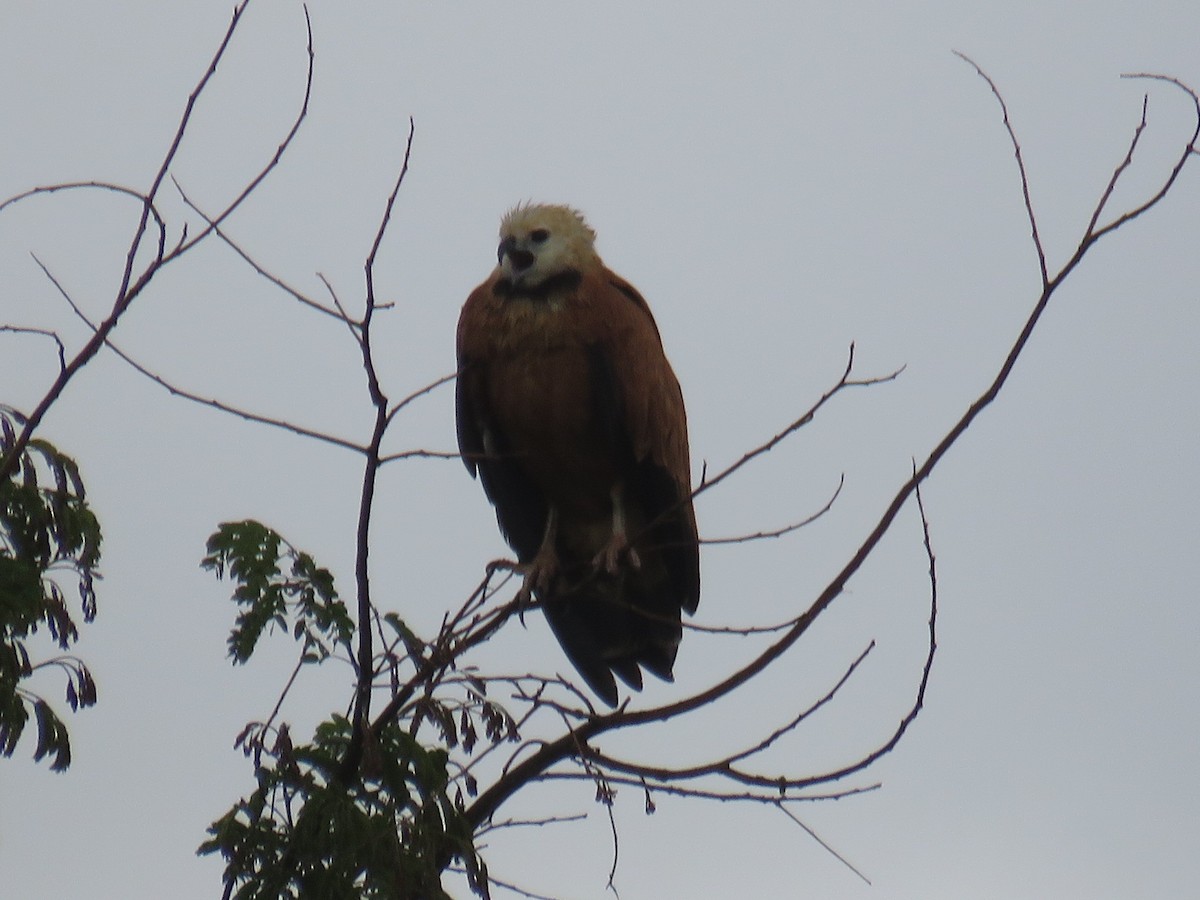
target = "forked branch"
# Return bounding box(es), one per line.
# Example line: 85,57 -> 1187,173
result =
0,0 -> 314,482
458,58 -> 1200,837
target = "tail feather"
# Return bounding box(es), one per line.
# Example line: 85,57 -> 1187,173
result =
541,565 -> 684,707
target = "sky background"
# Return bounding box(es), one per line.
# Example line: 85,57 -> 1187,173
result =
2,1 -> 1198,898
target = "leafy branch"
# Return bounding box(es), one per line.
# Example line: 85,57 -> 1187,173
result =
0,406 -> 101,770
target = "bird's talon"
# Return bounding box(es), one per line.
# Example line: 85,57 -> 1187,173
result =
514,583 -> 533,625
593,533 -> 639,574
515,550 -> 557,622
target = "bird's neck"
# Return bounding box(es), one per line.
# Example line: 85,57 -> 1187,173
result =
494,269 -> 582,303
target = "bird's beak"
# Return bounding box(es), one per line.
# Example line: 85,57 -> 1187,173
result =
498,236 -> 535,275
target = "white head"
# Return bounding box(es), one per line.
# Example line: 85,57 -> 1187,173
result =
496,203 -> 600,289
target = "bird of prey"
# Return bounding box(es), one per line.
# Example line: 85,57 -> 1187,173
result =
456,203 -> 700,705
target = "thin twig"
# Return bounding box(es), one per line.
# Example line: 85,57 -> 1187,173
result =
0,325 -> 67,373
30,253 -> 367,454
955,52 -> 1049,286
533,772 -> 881,805
172,175 -> 348,323
701,474 -> 844,545
175,5 -> 315,256
0,1 -> 255,482
316,272 -> 364,347
460,62 -> 1200,834
692,344 -> 901,504
777,804 -> 871,886
385,369 -> 458,426
379,447 -> 462,463
0,181 -> 167,249
340,117 -> 417,782
583,642 -> 876,789
1098,73 -> 1200,236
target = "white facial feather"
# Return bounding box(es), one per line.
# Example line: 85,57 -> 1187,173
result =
497,204 -> 599,288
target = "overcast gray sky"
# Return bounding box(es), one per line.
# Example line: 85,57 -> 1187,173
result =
2,1 -> 1198,898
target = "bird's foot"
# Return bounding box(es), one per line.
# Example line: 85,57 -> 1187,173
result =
593,531 -> 641,575
514,549 -> 558,623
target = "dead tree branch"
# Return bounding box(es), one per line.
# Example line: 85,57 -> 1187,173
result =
340,116 -> 418,781
0,0 -> 314,482
456,58 -> 1200,839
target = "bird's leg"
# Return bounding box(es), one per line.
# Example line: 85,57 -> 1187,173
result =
594,483 -> 642,574
515,507 -> 559,617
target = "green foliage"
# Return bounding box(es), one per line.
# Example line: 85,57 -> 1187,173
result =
199,713 -> 488,899
199,523 -> 505,897
0,405 -> 101,771
202,520 -> 352,664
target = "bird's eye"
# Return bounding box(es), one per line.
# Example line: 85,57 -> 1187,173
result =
530,229 -> 550,244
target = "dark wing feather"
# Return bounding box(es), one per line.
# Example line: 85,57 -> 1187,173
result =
456,353 -> 547,563
596,273 -> 700,617
454,356 -> 484,479
536,271 -> 700,702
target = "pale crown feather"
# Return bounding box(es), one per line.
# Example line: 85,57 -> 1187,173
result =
497,203 -> 600,288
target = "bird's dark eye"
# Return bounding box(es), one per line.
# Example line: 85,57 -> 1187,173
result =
530,229 -> 550,244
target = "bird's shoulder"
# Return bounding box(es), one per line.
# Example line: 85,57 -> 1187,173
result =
458,263 -> 661,359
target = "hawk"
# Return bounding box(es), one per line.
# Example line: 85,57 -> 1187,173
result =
456,204 -> 699,705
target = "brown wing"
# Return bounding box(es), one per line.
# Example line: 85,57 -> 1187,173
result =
456,277 -> 549,562
529,268 -> 699,703
575,268 -> 700,615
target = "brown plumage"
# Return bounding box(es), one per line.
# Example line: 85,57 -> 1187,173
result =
456,204 -> 699,705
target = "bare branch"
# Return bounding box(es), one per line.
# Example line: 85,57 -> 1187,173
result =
173,4 -> 315,257
0,1 -> 256,481
701,474 -> 844,545
456,868 -> 564,900
385,370 -> 457,427
30,252 -> 367,454
341,116 -> 418,781
0,325 -> 66,374
777,804 -> 871,886
365,117 -> 416,282
172,175 -> 348,323
954,51 -> 1049,286
0,181 -> 167,250
378,447 -> 462,464
782,467 -> 938,791
680,616 -> 799,637
1081,94 -> 1151,241
257,656 -> 306,767
692,343 -> 901,504
533,772 -> 880,805
582,641 -> 875,789
1095,73 -> 1200,237
461,61 -> 1199,834
315,271 -> 370,352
